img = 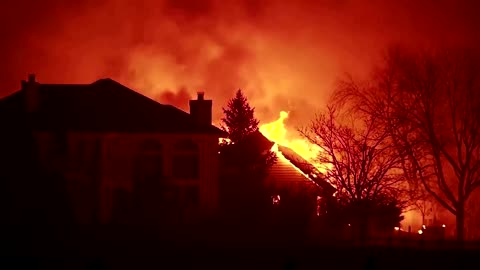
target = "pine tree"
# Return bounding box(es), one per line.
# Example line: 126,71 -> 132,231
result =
219,89 -> 277,223
221,89 -> 259,144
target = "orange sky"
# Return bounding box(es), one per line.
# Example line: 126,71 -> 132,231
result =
0,0 -> 479,141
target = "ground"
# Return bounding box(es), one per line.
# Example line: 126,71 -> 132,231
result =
2,224 -> 479,270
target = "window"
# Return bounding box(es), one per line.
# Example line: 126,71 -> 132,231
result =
52,131 -> 68,156
160,185 -> 180,205
48,132 -> 68,169
139,139 -> 163,153
185,186 -> 200,206
134,139 -> 164,181
111,189 -> 132,224
172,139 -> 200,179
132,139 -> 164,221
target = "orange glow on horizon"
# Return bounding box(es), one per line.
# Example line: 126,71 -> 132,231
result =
259,111 -> 320,163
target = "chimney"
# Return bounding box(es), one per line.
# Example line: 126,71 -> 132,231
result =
21,74 -> 40,113
189,91 -> 212,127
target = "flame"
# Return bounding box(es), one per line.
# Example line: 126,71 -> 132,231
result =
270,143 -> 315,182
259,111 -> 320,162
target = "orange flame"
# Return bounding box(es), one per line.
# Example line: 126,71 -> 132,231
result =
259,111 -> 320,162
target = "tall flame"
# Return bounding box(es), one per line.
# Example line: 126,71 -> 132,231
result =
259,111 -> 320,162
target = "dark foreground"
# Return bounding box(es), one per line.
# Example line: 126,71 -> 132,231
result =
1,224 -> 479,270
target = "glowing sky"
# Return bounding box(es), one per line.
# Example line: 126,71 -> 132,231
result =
1,0 -> 479,140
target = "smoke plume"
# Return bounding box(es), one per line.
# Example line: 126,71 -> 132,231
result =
1,0 -> 479,135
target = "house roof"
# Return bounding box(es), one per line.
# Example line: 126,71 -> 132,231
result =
235,130 -> 275,151
267,153 -> 319,191
277,145 -> 336,196
0,78 -> 225,135
237,131 -> 336,196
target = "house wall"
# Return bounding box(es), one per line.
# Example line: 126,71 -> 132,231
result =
34,131 -> 220,224
99,132 -> 220,224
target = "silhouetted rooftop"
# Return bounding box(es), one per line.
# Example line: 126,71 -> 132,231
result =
238,131 -> 336,195
0,78 -> 225,135
278,145 -> 336,195
236,130 -> 275,151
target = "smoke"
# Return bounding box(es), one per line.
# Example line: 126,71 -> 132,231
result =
1,0 -> 479,135
155,87 -> 191,112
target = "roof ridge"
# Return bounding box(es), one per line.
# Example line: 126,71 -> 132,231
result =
0,77 -> 225,135
276,144 -> 336,194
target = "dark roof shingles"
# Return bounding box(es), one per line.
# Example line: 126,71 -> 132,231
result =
235,131 -> 336,195
278,145 -> 336,195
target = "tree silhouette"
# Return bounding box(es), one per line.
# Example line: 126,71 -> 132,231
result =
300,105 -> 406,240
300,106 -> 410,206
220,89 -> 276,176
219,89 -> 276,224
324,198 -> 403,241
221,89 -> 259,144
335,45 -> 480,241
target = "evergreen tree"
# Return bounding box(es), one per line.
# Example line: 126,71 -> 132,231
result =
221,89 -> 259,144
219,89 -> 277,224
220,89 -> 276,175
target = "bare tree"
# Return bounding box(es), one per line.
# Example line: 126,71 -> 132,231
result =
336,46 -> 480,241
413,197 -> 433,226
299,106 -> 409,206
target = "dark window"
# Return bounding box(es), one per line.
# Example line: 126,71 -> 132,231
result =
132,139 -> 165,223
135,154 -> 164,179
185,186 -> 200,206
174,139 -> 198,152
92,139 -> 102,173
111,189 -> 132,223
134,139 -> 164,181
48,132 -> 68,169
139,139 -> 162,152
172,139 -> 200,179
52,131 -> 68,156
172,155 -> 200,179
160,185 -> 180,205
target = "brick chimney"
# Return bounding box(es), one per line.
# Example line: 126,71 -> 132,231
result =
189,91 -> 212,127
21,74 -> 40,113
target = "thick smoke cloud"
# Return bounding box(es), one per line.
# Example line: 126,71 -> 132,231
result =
1,0 -> 479,135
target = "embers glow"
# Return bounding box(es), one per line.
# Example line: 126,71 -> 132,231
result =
394,227 -> 400,231
272,194 -> 281,205
418,230 -> 423,235
260,111 -> 320,162
219,138 -> 232,145
316,196 -> 321,216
